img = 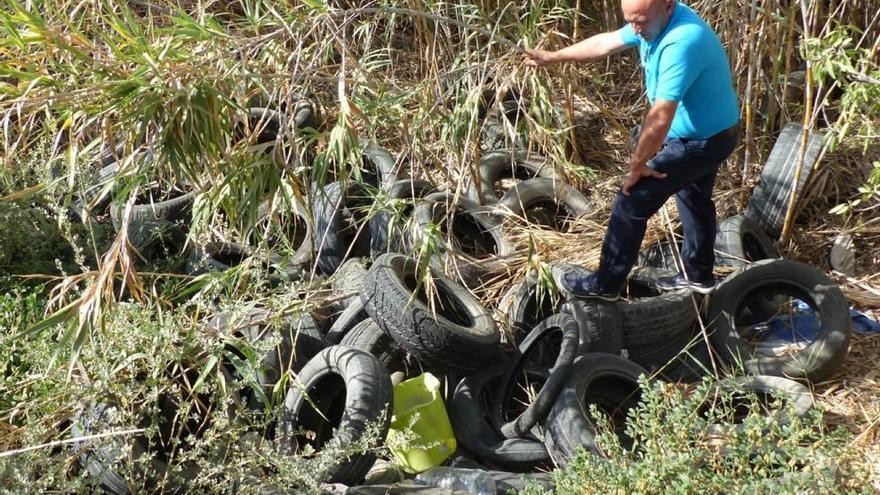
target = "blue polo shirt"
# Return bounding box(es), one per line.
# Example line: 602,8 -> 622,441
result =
618,3 -> 739,139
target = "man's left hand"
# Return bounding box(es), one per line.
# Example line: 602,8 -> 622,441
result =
622,163 -> 667,195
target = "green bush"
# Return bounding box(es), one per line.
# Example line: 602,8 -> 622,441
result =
0,294 -> 383,494
523,376 -> 873,495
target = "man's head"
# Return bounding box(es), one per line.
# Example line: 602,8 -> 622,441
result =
621,0 -> 675,41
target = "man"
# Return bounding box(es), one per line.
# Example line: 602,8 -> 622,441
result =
526,0 -> 740,300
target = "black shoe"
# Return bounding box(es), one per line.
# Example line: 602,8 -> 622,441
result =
656,273 -> 716,294
551,264 -> 620,302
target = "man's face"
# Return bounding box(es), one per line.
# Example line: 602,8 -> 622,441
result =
622,0 -> 674,41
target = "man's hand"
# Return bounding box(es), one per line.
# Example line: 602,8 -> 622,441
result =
525,49 -> 556,67
622,163 -> 667,195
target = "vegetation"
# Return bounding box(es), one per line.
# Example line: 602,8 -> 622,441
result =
523,377 -> 874,495
1,0 -> 878,493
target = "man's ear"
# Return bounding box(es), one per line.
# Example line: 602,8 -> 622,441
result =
664,0 -> 675,15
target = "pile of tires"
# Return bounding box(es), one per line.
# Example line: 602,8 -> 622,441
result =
69,99 -> 853,488
452,255 -> 849,468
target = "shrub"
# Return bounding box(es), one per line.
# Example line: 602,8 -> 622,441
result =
523,376 -> 874,495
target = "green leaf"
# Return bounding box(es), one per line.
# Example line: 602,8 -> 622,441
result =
18,300 -> 79,339
190,354 -> 219,395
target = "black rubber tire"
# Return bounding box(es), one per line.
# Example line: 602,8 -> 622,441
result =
361,143 -> 400,191
252,196 -> 313,270
449,365 -> 551,471
279,346 -> 392,485
207,309 -> 325,411
707,258 -> 851,382
637,239 -> 681,272
240,102 -> 317,143
658,332 -> 717,383
331,257 -> 370,308
714,214 -> 779,268
618,266 -> 699,347
126,218 -> 187,263
543,354 -> 648,466
744,122 -> 826,238
71,162 -> 119,223
495,314 -> 580,439
369,178 -> 437,256
410,192 -> 513,286
186,242 -> 251,276
324,297 -> 369,345
468,149 -> 560,205
312,181 -> 372,276
186,242 -> 304,282
497,177 -> 592,229
507,274 -> 565,345
339,318 -> 415,376
361,253 -> 501,373
702,375 -> 813,432
71,403 -> 175,494
110,190 -> 195,232
480,101 -> 528,152
625,321 -> 693,373
561,300 -> 624,355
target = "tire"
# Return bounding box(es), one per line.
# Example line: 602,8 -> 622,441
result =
561,300 -> 624,355
495,314 -> 580,439
618,266 -> 698,347
127,218 -> 188,263
186,242 -> 304,283
744,122 -> 826,238
71,162 -> 119,223
659,331 -> 717,383
241,103 -> 317,143
312,181 -> 373,275
361,143 -> 400,191
110,189 -> 195,232
410,192 -> 514,286
71,403 -> 174,494
279,346 -> 393,485
339,318 -> 415,376
72,378 -> 223,495
369,178 -> 437,256
186,242 -> 251,276
325,297 -> 369,345
480,101 -> 528,152
543,354 -> 648,466
252,196 -> 313,270
507,274 -> 565,346
449,365 -> 551,471
706,258 -> 851,382
702,375 -> 813,432
468,149 -> 560,205
714,214 -> 779,268
361,253 -> 501,373
290,98 -> 318,131
637,239 -> 681,272
497,177 -> 592,229
208,309 -> 325,411
331,257 -> 370,308
625,321 -> 693,373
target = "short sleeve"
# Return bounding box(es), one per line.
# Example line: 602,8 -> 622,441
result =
654,40 -> 705,102
617,25 -> 640,47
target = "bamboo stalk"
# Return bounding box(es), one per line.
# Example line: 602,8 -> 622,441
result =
781,0 -> 820,245
763,2 -> 786,158
739,0 -> 759,210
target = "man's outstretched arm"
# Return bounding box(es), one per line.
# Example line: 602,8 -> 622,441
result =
622,98 -> 679,195
526,31 -> 632,66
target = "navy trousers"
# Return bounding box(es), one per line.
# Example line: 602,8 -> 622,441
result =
595,127 -> 740,292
